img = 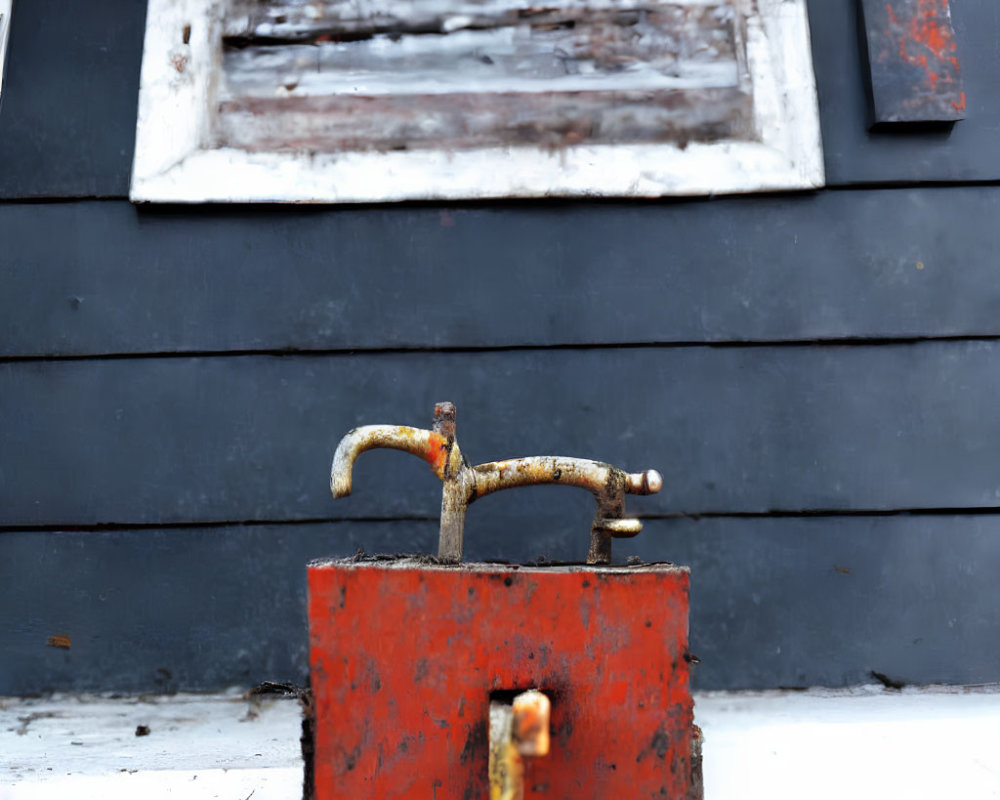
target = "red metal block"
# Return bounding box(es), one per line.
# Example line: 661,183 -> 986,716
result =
307,558 -> 700,799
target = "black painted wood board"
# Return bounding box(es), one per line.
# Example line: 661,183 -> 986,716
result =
4,342 -> 1000,529
0,0 -> 145,199
622,514 -> 1000,690
808,0 -> 1000,183
6,188 -> 1000,356
3,515 -> 998,694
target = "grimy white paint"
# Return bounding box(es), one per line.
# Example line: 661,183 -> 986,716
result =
0,0 -> 13,102
131,0 -> 824,203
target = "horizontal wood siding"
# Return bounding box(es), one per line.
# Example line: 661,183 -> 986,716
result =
4,342 -> 1000,528
5,188 -> 1000,357
3,516 -> 999,693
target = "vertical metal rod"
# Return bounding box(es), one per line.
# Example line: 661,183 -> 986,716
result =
438,487 -> 466,563
434,402 -> 466,562
587,531 -> 613,565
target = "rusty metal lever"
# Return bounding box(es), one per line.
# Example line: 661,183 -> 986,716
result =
489,689 -> 551,800
330,402 -> 661,564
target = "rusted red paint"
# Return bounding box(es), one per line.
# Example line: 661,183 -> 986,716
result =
424,431 -> 450,475
863,0 -> 964,122
308,560 -> 699,799
895,0 -> 959,90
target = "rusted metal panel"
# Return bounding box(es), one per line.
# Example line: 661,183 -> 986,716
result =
860,0 -> 965,123
307,559 -> 699,799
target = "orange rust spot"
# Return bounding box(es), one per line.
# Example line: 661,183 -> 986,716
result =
46,634 -> 71,650
424,432 -> 449,475
951,91 -> 966,111
920,20 -> 947,54
897,0 -> 960,88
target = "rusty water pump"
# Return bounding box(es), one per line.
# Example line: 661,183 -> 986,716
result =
307,402 -> 702,800
330,401 -> 662,564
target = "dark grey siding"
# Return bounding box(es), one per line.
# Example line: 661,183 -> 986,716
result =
2,0 -> 1000,693
0,0 -> 145,198
7,343 -> 1000,526
6,190 -> 1000,357
4,517 -> 998,695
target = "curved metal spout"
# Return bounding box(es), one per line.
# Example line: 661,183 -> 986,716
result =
329,404 -> 468,562
329,403 -> 661,564
470,457 -> 661,563
330,424 -> 454,498
472,457 -> 661,502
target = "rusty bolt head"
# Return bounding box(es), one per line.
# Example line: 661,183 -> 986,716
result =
433,401 -> 457,440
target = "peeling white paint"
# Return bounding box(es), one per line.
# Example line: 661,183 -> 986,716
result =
131,0 -> 824,203
225,0 -> 751,38
222,29 -> 744,98
0,0 -> 13,102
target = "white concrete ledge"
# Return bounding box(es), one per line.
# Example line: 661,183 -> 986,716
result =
1,690 -> 303,800
696,685 -> 1000,800
3,685 -> 999,799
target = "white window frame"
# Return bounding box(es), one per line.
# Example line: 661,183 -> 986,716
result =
0,0 -> 12,102
131,0 -> 824,204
